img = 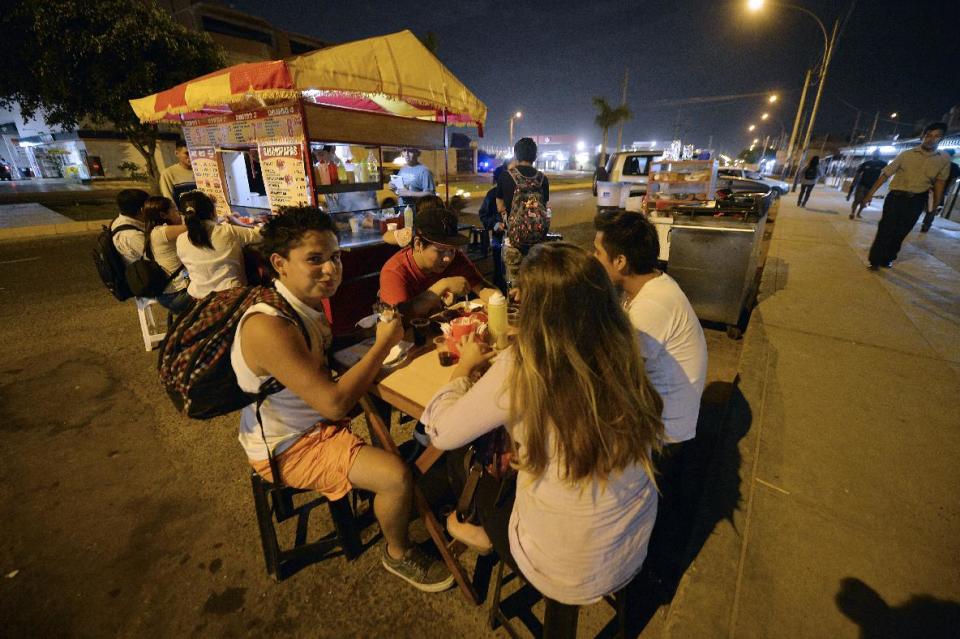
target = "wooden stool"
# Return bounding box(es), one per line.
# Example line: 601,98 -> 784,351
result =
134,297 -> 166,351
488,559 -> 629,639
250,471 -> 362,581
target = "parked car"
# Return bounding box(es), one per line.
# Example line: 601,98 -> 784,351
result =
718,168 -> 788,195
593,150 -> 664,196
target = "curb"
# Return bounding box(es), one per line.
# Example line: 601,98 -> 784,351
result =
0,219 -> 112,242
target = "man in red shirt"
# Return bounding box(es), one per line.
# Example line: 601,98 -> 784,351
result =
379,208 -> 496,317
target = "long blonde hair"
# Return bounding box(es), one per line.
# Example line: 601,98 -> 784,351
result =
508,242 -> 664,483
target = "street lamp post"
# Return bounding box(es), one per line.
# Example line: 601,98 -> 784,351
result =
749,1 -> 840,186
508,111 -> 522,147
783,68 -> 812,177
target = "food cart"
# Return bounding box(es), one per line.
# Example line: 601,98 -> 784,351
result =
130,30 -> 487,334
640,156 -> 771,338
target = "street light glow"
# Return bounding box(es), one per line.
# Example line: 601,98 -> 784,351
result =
890,112 -> 897,118
576,140 -> 585,151
515,111 -> 522,119
747,0 -> 765,12
768,94 -> 778,103
761,113 -> 769,120
753,138 -> 760,144
748,124 -> 756,132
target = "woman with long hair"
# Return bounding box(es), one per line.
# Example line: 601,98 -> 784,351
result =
141,196 -> 191,313
421,242 -> 664,605
797,155 -> 822,208
175,191 -> 262,299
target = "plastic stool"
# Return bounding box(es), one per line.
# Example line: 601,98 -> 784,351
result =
250,471 -> 362,581
134,297 -> 166,351
488,559 -> 629,639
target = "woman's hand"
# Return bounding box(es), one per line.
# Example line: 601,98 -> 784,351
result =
453,333 -> 495,378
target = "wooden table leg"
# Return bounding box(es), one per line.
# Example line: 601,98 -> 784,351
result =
359,395 -> 480,605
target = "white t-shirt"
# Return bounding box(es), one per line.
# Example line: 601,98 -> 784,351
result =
176,221 -> 262,298
110,215 -> 144,265
149,226 -> 187,293
626,273 -> 707,443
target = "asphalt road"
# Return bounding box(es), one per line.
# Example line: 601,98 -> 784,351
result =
0,188 -> 741,637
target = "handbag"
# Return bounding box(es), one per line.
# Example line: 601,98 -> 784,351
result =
454,426 -> 515,525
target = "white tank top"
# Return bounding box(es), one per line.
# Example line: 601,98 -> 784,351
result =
230,281 -> 333,461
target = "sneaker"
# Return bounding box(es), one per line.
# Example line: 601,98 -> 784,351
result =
381,544 -> 455,593
867,264 -> 880,271
446,511 -> 493,555
849,212 -> 855,219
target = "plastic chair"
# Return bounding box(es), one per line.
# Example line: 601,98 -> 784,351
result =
134,297 -> 166,351
488,559 -> 629,639
250,471 -> 363,581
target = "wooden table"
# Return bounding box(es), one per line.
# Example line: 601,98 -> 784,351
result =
357,340 -> 480,604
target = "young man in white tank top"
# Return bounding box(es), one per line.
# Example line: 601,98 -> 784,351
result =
231,207 -> 453,592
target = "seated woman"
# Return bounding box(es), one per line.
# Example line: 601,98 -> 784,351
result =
378,207 -> 498,318
141,196 -> 191,314
175,191 -> 263,299
420,242 -> 664,605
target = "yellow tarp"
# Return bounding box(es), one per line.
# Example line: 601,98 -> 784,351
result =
129,30 -> 486,128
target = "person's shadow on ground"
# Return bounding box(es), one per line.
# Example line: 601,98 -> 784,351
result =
835,577 -> 960,639
596,381 -> 752,638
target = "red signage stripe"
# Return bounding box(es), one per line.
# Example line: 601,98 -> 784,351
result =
229,61 -> 294,94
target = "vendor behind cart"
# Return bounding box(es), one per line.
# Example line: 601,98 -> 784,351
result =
379,207 -> 497,318
390,147 -> 436,207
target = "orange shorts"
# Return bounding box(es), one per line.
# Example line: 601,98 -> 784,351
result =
249,422 -> 365,500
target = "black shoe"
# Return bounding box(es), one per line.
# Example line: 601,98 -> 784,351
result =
920,226 -> 930,233
881,262 -> 893,268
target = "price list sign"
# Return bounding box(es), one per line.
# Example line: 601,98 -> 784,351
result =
259,142 -> 311,212
188,147 -> 230,217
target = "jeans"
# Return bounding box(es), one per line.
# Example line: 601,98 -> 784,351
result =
156,289 -> 194,315
868,191 -> 926,266
797,184 -> 814,207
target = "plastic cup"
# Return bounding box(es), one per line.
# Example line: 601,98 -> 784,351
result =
507,306 -> 520,330
386,222 -> 398,231
348,216 -> 361,233
434,336 -> 457,367
411,318 -> 430,347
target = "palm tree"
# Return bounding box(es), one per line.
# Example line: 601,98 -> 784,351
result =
593,96 -> 632,170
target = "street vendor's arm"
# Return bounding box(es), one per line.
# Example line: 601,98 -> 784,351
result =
240,312 -> 402,420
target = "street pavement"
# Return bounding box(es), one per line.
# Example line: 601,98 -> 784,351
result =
0,185 -> 957,637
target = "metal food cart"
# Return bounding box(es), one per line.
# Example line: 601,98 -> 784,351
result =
129,30 -> 487,334
662,194 -> 773,338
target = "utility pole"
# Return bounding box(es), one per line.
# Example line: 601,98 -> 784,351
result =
707,134 -> 714,151
848,110 -> 861,146
793,18 -> 840,187
615,67 -> 629,152
782,68 -> 812,178
867,110 -> 879,142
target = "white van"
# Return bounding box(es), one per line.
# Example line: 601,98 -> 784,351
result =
593,150 -> 664,196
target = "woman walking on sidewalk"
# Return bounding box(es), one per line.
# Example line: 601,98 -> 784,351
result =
797,156 -> 821,208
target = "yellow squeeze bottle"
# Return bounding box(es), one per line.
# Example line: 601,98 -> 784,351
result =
487,291 -> 507,349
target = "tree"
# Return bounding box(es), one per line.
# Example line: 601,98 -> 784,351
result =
738,147 -> 762,164
0,0 -> 224,189
592,96 -> 631,170
419,31 -> 440,55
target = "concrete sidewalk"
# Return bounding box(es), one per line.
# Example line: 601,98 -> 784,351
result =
658,188 -> 960,638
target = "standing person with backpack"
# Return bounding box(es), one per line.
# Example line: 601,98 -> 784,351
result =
495,138 -> 550,288
230,207 -> 454,592
797,156 -> 822,208
478,160 -> 515,293
175,191 -> 263,300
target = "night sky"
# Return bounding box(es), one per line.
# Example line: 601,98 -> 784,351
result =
230,0 -> 958,155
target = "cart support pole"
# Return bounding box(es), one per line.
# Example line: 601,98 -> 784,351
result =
443,109 -> 450,206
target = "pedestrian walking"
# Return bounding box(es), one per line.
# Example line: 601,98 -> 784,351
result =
848,150 -> 887,219
796,156 -> 821,208
864,122 -> 951,269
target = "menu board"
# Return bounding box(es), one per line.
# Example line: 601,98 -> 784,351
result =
255,106 -> 302,140
188,147 -> 230,217
258,142 -> 311,212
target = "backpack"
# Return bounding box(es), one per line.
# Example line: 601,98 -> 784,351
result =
93,222 -> 139,301
158,286 -> 310,420
803,165 -> 818,180
125,230 -> 183,298
505,167 -> 550,247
